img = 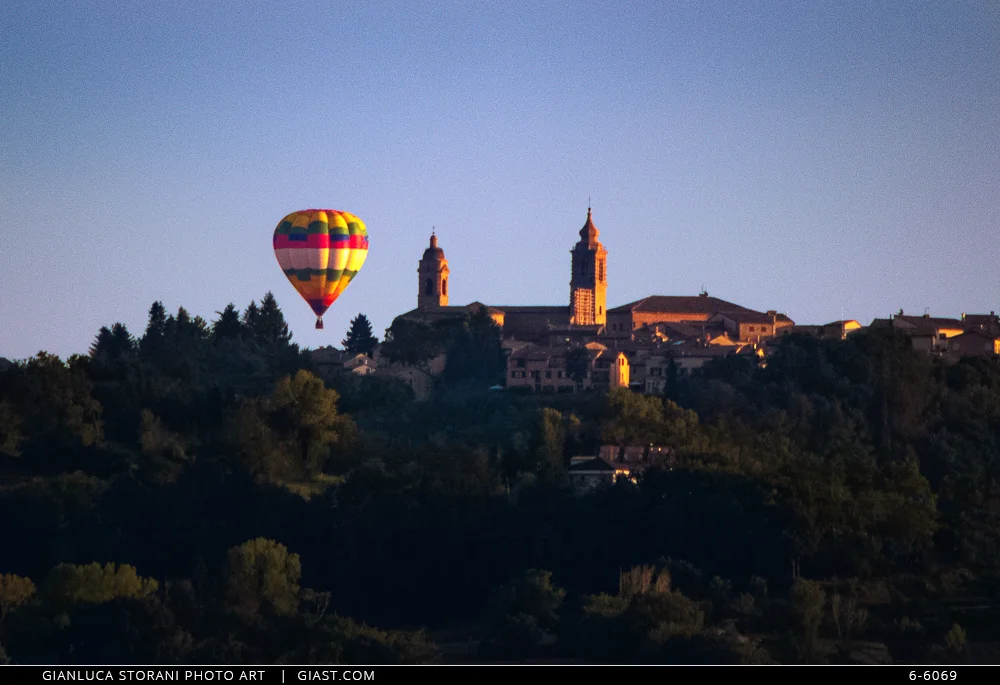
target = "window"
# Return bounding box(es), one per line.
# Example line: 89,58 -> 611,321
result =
599,306 -> 602,315
749,326 -> 755,332
442,278 -> 447,296
545,371 -> 552,379
424,279 -> 432,296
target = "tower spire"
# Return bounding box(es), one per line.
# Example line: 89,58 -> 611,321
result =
418,228 -> 449,311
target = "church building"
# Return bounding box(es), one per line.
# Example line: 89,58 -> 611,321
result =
394,208 -> 792,346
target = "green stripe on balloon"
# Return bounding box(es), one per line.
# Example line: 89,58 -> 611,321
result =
307,220 -> 329,234
275,221 -> 293,235
284,268 -> 356,280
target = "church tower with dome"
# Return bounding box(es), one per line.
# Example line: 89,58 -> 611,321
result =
569,207 -> 608,326
417,232 -> 449,311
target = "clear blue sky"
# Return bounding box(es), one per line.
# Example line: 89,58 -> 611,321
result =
2,1 -> 998,360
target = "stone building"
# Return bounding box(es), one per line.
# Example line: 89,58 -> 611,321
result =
391,207 -> 793,391
505,341 -> 629,392
418,232 -> 449,311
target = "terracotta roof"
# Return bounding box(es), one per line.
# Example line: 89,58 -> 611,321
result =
953,329 -> 999,341
465,302 -> 505,315
397,303 -> 504,321
396,307 -> 469,321
509,344 -> 554,361
664,342 -> 755,358
893,315 -> 965,331
963,313 -> 998,325
490,305 -> 570,314
578,207 -> 600,245
421,234 -> 445,261
893,314 -> 963,328
608,295 -> 754,315
567,456 -> 621,473
711,311 -> 776,324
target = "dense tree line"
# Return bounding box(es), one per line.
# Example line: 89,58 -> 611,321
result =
0,297 -> 998,664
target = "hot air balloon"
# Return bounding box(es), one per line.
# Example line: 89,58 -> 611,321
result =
273,209 -> 369,329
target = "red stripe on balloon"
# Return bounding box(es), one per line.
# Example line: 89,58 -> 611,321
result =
273,234 -> 368,250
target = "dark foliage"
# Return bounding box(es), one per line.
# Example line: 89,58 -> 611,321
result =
2,309 -> 999,664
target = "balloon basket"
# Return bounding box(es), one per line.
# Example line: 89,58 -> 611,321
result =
315,317 -> 324,330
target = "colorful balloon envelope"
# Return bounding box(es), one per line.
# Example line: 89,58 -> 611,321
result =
273,209 -> 369,329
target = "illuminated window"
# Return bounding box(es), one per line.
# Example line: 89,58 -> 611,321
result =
442,278 -> 447,296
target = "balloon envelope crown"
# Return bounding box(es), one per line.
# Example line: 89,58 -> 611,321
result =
272,208 -> 369,328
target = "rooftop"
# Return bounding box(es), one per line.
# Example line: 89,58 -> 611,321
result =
609,294 -> 756,315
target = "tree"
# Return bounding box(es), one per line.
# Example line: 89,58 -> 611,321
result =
43,563 -> 158,607
0,574 -> 35,629
15,352 -> 103,449
342,314 -> 378,357
270,370 -> 355,477
46,596 -> 191,665
0,401 -> 21,457
625,588 -> 705,640
380,318 -> 442,367
944,623 -> 967,658
212,303 -> 243,342
535,408 -> 566,480
242,300 -> 260,333
487,569 -> 565,633
664,358 -> 679,401
254,292 -> 293,347
228,370 -> 355,482
790,578 -> 826,663
140,301 -> 167,355
90,323 -> 137,364
830,590 -> 868,642
480,569 -> 566,658
224,538 -> 301,620
442,307 -> 505,386
565,347 -> 591,386
601,388 -> 699,448
619,565 -> 671,599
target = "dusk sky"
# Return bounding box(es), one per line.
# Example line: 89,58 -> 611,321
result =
2,1 -> 998,361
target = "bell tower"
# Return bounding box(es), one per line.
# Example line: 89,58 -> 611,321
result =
418,231 -> 449,311
569,207 -> 607,326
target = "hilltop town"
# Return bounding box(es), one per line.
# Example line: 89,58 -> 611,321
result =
2,223 -> 1000,664
310,209 -> 1000,398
